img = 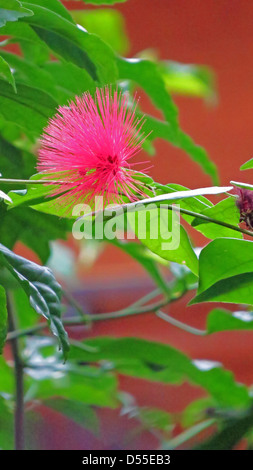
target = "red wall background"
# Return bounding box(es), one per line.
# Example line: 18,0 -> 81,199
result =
22,0 -> 253,449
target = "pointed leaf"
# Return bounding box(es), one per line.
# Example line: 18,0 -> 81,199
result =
0,243 -> 69,358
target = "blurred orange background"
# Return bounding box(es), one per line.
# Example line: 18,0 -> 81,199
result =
20,0 -> 253,449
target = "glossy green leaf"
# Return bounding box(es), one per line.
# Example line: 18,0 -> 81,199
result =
68,337 -> 250,407
43,398 -> 99,436
0,0 -> 33,28
0,79 -> 57,134
0,243 -> 69,358
20,2 -> 118,84
207,308 -> 253,334
190,238 -> 253,306
191,197 -> 242,239
240,158 -> 253,170
0,285 -> 7,354
0,55 -> 16,92
72,9 -> 129,55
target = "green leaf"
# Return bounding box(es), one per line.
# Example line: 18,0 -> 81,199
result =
125,185 -> 232,208
20,39 -> 49,66
68,337 -> 250,407
190,238 -> 253,306
0,50 -> 58,98
0,55 -> 16,92
197,407 -> 253,450
0,205 -> 72,263
143,115 -> 219,184
72,9 -> 129,55
7,174 -> 63,210
139,407 -> 172,432
23,0 -> 74,23
0,0 -> 33,28
207,308 -> 253,334
160,61 -> 215,99
43,398 -> 99,436
0,135 -> 35,182
43,61 -> 96,102
0,396 -> 14,450
117,57 -> 178,131
153,182 -> 213,223
0,285 -> 7,354
181,397 -> 215,428
0,243 -> 69,358
230,180 -> 253,191
11,288 -> 38,329
191,197 -> 242,239
240,158 -> 253,170
23,337 -> 118,408
33,369 -> 118,408
0,356 -> 15,394
0,79 -> 57,134
130,208 -> 199,275
20,2 -> 118,84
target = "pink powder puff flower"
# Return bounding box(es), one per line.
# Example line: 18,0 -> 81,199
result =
37,87 -> 150,213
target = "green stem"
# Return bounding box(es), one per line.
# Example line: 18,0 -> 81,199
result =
156,310 -> 206,336
2,177 -> 250,237
164,205 -> 253,237
7,294 -> 25,451
7,288 -> 181,341
89,201 -> 253,239
161,419 -> 215,450
0,178 -> 59,185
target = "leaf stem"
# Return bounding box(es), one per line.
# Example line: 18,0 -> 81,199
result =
161,418 -> 215,449
156,310 -> 206,336
0,178 -> 59,185
7,293 -> 25,451
88,201 -> 253,239
7,287 -> 184,341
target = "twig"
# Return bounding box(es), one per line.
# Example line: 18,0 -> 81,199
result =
7,294 -> 25,451
161,419 -> 215,449
7,287 -> 185,341
156,310 -> 206,336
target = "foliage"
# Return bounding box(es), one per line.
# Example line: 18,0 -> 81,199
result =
0,0 -> 252,451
